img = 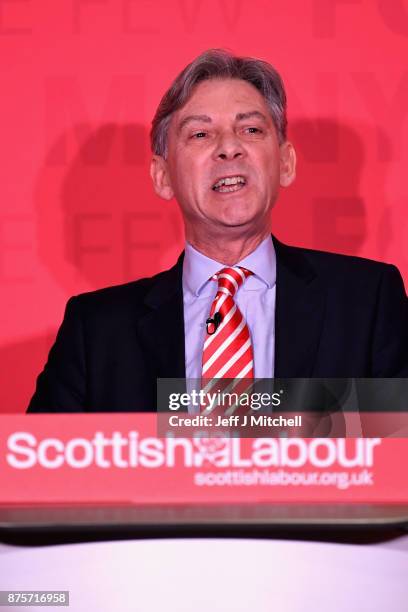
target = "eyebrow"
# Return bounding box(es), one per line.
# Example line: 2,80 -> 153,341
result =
235,111 -> 268,123
177,114 -> 212,133
177,110 -> 269,133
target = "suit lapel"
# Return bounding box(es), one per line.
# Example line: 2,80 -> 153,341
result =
135,238 -> 326,380
273,236 -> 326,377
136,253 -> 186,378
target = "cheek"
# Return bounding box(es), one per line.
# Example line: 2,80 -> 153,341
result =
181,167 -> 205,196
172,170 -> 198,205
264,164 -> 281,188
175,157 -> 196,184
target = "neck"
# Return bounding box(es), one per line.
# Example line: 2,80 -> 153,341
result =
186,226 -> 271,265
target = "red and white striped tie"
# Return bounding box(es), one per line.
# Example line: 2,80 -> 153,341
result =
202,266 -> 254,379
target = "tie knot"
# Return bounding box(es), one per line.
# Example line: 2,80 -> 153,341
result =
212,266 -> 252,297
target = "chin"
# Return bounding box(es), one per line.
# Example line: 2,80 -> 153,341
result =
218,216 -> 257,229
222,208 -> 260,226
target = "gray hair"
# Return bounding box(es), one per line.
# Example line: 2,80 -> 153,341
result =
150,48 -> 287,158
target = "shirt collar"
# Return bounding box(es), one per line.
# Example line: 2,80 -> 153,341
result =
183,235 -> 276,298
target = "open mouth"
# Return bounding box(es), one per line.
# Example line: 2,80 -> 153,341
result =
212,175 -> 247,193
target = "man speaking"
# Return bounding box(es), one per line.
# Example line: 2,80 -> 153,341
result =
27,49 -> 408,412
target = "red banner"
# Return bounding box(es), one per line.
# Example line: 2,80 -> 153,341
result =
1,415 -> 407,505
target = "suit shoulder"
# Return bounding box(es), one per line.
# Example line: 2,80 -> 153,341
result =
75,275 -> 154,303
281,242 -> 396,278
67,263 -> 181,315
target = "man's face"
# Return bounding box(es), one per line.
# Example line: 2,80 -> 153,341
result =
151,78 -> 295,240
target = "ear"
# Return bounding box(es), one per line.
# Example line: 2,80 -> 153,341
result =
279,141 -> 296,187
150,155 -> 174,201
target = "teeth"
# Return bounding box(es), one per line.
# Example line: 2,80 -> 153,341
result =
213,175 -> 246,190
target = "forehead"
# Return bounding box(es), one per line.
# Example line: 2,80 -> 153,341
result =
174,78 -> 270,122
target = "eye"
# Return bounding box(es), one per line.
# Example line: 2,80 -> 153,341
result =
244,127 -> 262,134
191,131 -> 208,139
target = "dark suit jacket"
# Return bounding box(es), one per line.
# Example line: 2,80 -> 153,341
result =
27,237 -> 408,412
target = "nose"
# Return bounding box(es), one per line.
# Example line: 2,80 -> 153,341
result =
212,130 -> 245,161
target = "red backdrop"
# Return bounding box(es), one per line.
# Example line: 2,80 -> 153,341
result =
1,0 -> 407,413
